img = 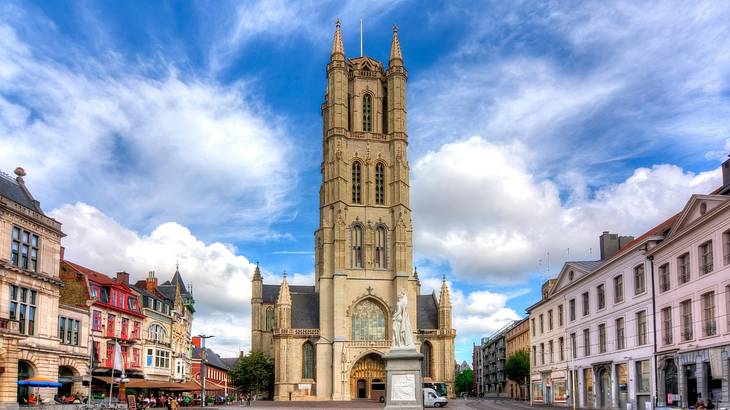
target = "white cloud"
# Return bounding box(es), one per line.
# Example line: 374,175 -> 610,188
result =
51,202 -> 257,356
0,19 -> 293,240
412,137 -> 721,283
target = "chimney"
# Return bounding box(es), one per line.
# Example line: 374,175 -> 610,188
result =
618,235 -> 634,249
145,271 -> 158,292
192,336 -> 201,349
599,231 -> 619,260
115,271 -> 130,286
60,246 -> 65,261
723,156 -> 730,191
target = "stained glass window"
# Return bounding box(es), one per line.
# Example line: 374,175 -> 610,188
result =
265,307 -> 274,331
302,342 -> 315,379
352,300 -> 386,340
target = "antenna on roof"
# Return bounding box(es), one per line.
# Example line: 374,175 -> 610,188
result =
360,18 -> 364,57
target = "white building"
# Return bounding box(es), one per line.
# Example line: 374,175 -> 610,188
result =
527,275 -> 581,406
650,170 -> 730,408
559,227 -> 677,410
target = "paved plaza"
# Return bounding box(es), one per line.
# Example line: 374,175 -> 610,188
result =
201,398 -> 565,409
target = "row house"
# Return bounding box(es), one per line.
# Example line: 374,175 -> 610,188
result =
505,318 -> 529,400
191,338 -> 232,398
0,168 -> 88,405
527,273 -> 587,407
60,261 -> 145,383
560,227 -> 671,410
527,158 -> 730,409
651,179 -> 730,408
131,272 -> 174,382
157,269 -> 195,382
473,344 -> 483,396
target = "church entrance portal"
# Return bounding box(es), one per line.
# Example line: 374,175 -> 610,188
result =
350,353 -> 385,401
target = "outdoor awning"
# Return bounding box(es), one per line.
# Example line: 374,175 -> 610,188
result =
124,379 -> 201,391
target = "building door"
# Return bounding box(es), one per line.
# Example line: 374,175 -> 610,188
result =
350,353 -> 385,400
616,363 -> 628,410
599,369 -> 611,408
17,360 -> 34,404
357,379 -> 367,398
685,364 -> 697,407
583,369 -> 593,409
545,386 -> 551,404
664,360 -> 678,405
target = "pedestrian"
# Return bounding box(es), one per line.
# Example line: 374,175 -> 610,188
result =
706,399 -> 715,409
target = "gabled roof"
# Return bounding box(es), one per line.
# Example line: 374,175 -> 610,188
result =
417,294 -> 439,330
667,194 -> 729,237
0,171 -> 43,213
548,260 -> 602,298
131,281 -> 171,303
220,357 -> 240,369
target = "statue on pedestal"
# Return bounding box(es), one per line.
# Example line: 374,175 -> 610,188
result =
392,291 -> 415,349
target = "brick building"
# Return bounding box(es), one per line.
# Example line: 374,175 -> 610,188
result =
191,337 -> 232,399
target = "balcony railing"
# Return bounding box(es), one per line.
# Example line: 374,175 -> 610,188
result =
106,328 -> 116,338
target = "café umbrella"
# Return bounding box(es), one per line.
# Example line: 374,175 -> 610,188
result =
18,377 -> 63,387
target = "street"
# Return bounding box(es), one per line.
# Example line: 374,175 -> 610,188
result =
201,398 -> 562,409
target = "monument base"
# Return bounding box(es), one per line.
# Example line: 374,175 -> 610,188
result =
383,348 -> 424,410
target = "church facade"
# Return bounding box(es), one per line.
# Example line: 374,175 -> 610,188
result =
250,21 -> 456,401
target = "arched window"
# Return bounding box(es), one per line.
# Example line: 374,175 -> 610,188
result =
302,342 -> 315,379
362,94 -> 372,132
265,307 -> 274,331
352,225 -> 364,268
352,299 -> 386,340
352,161 -> 362,204
374,226 -> 386,269
421,342 -> 432,378
375,162 -> 385,205
148,324 -> 166,343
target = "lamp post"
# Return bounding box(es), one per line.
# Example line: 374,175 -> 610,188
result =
196,335 -> 214,406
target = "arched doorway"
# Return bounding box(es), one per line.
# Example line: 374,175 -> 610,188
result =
350,353 -> 385,400
58,366 -> 78,396
664,359 -> 678,405
598,368 -> 611,408
17,360 -> 35,403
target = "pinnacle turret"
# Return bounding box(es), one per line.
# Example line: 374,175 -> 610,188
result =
389,24 -> 403,66
277,272 -> 291,305
331,18 -> 345,60
439,274 -> 452,308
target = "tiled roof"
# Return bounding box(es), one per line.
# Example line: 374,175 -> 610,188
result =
262,284 -> 315,303
610,213 -> 679,260
569,261 -> 602,272
63,260 -> 118,286
291,293 -> 319,328
192,347 -> 230,371
417,294 -> 438,330
220,357 -> 240,369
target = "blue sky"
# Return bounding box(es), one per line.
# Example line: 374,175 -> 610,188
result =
1,0 -> 729,363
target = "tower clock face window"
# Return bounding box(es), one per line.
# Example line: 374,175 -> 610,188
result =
363,94 -> 372,132
352,299 -> 386,340
352,161 -> 362,204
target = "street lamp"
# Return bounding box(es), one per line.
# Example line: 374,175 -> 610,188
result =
196,335 -> 214,406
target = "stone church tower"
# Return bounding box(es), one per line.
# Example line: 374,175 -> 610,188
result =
251,21 -> 456,401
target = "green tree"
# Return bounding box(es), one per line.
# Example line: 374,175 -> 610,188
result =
455,368 -> 473,395
229,351 -> 275,397
504,350 -> 530,388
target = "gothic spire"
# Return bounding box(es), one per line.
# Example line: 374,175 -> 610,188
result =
331,18 -> 345,60
439,274 -> 451,308
389,24 -> 403,66
252,260 -> 262,281
277,272 -> 291,306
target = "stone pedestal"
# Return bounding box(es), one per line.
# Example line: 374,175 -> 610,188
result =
384,348 -> 423,410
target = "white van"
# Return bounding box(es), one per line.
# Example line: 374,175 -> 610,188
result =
423,388 -> 448,408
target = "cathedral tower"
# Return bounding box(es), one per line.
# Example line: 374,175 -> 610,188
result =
252,21 -> 455,401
